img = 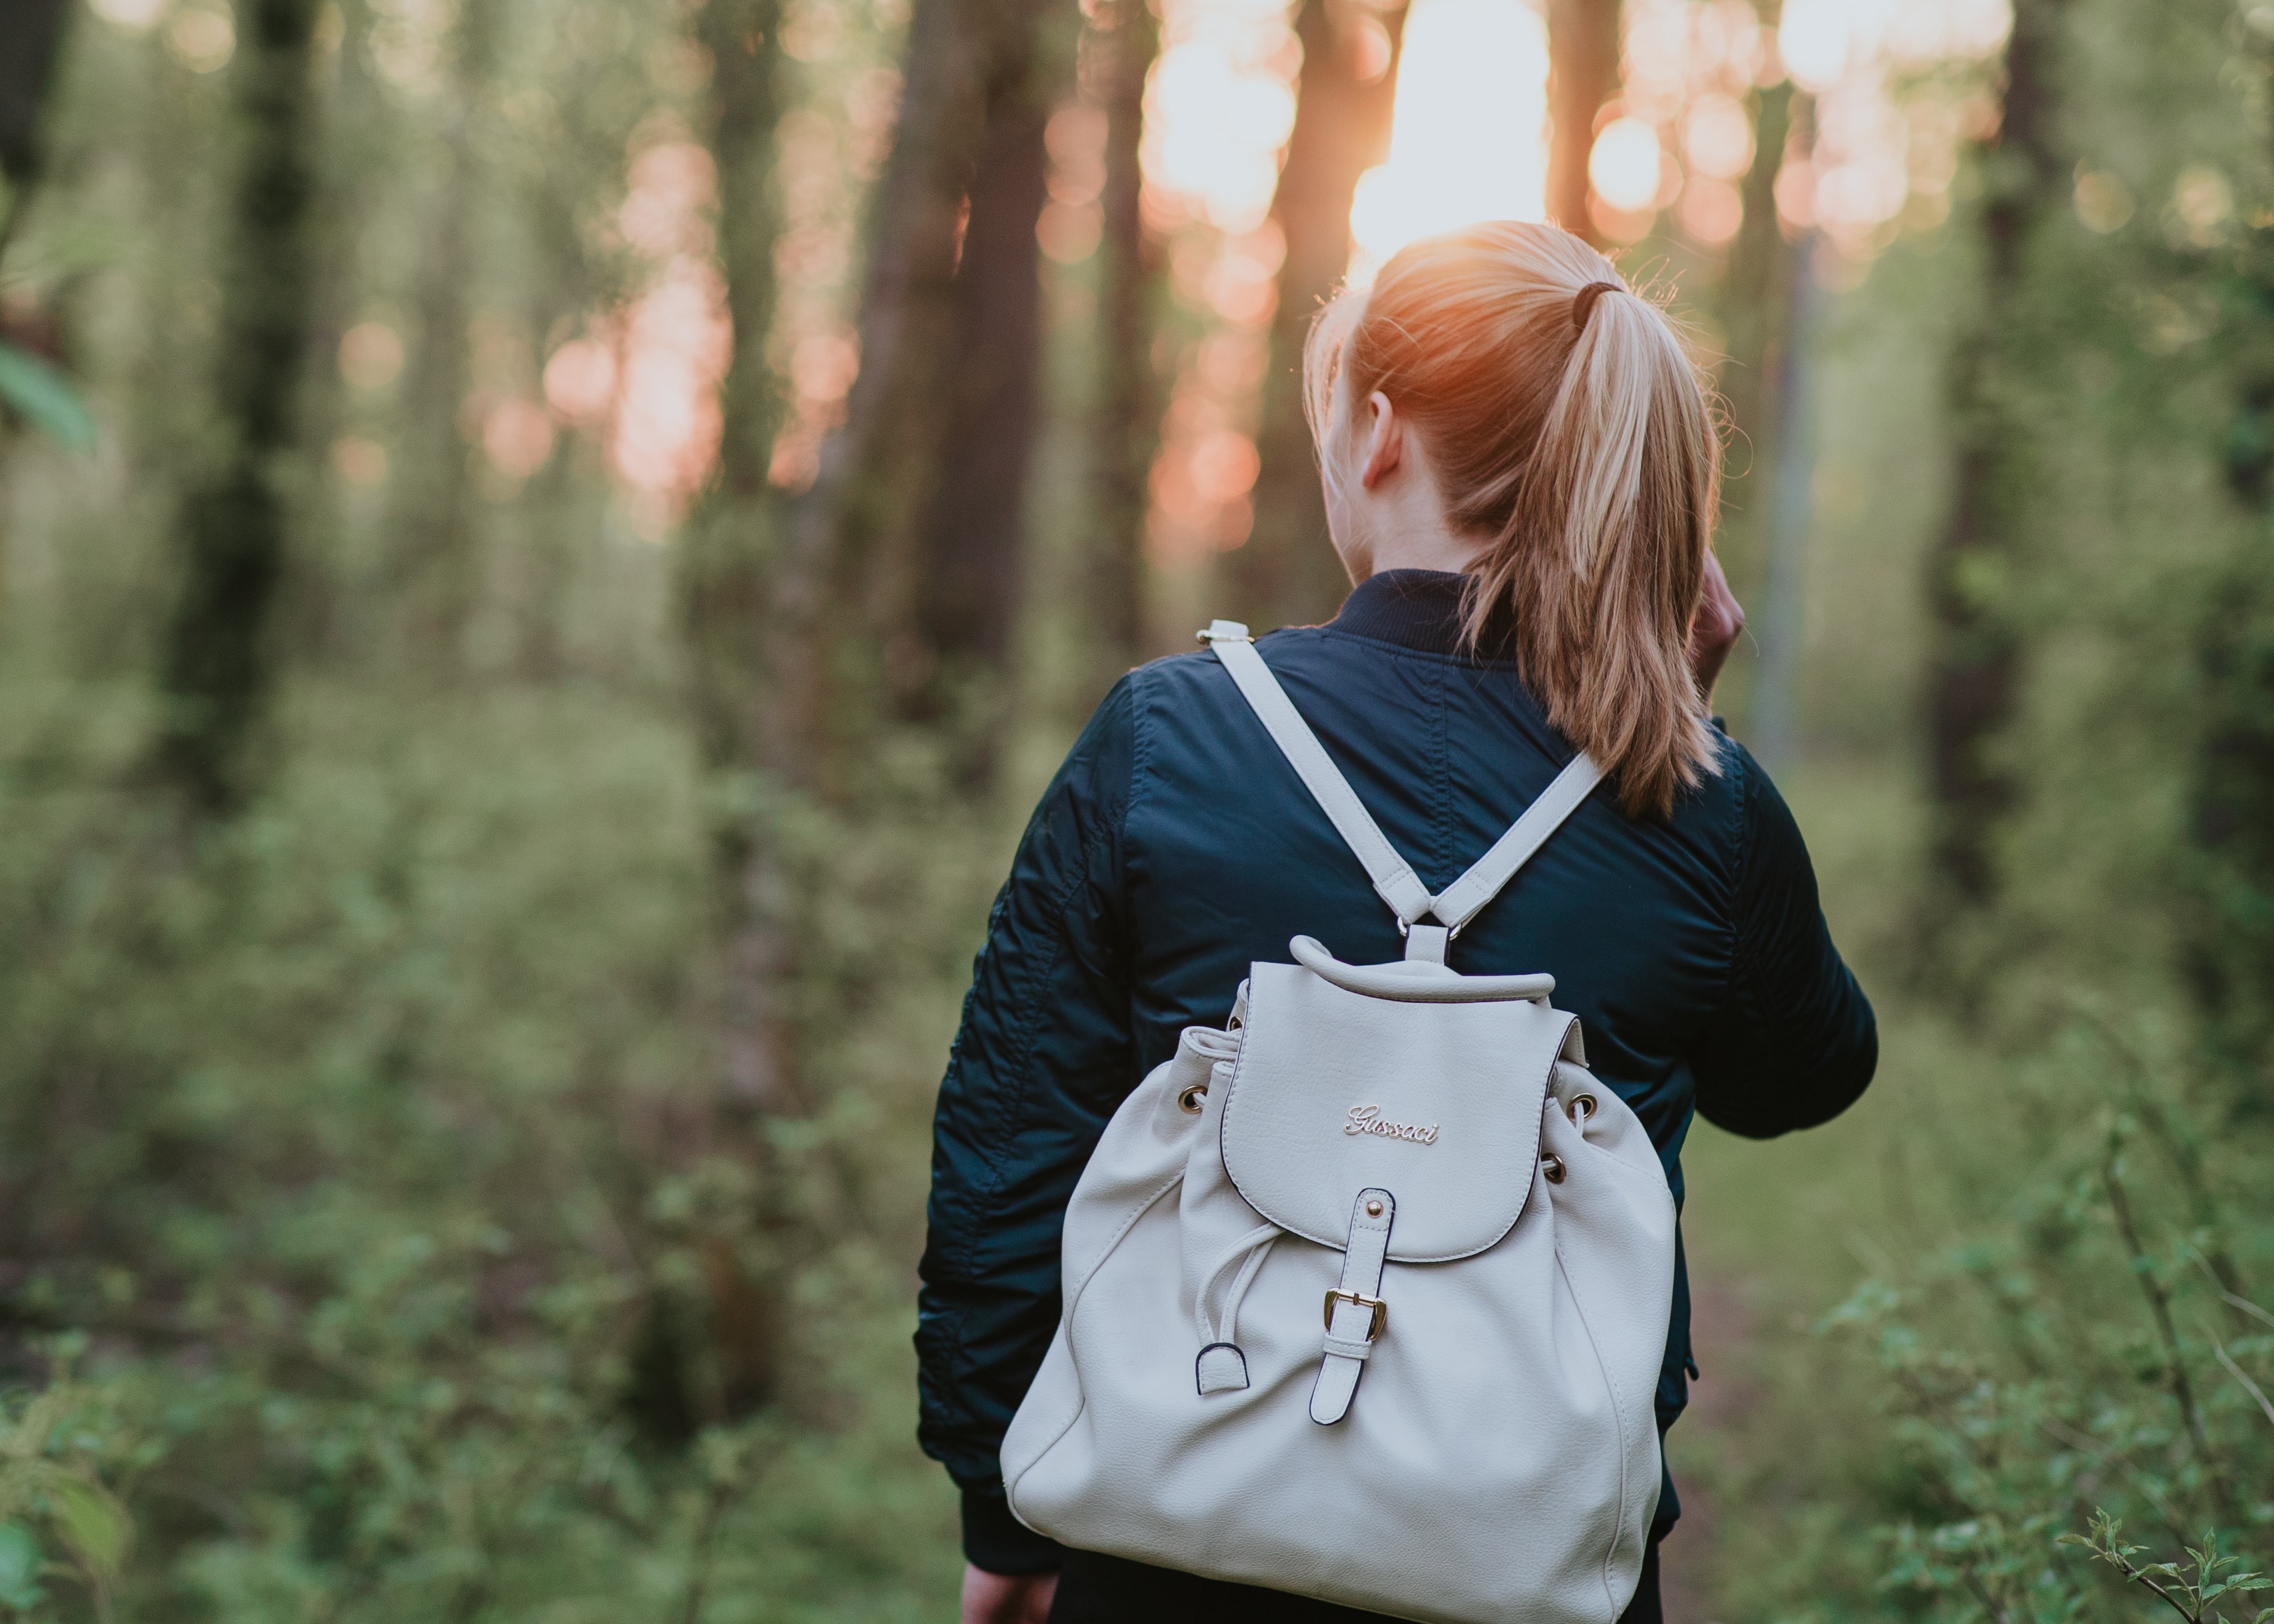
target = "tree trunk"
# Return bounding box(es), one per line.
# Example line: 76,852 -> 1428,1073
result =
1237,0 -> 1406,634
1924,0 -> 2067,903
684,0 -> 791,782
0,0 -> 71,267
905,15 -> 1056,784
780,0 -> 1054,780
661,0 -> 792,1432
154,0 -> 324,814
2185,36 -> 2274,1075
386,0 -> 498,664
1742,236 -> 1819,772
1546,0 -> 1620,245
1712,80 -> 1796,538
684,0 -> 794,1117
1081,0 -> 1160,698
1709,83 -> 1799,728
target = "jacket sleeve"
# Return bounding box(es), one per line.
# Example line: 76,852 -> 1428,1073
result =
1689,743 -> 1878,1137
915,676 -> 1139,1575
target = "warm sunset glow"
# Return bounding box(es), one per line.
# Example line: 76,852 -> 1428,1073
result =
1348,0 -> 1551,268
1588,117 -> 1664,213
1141,0 -> 1301,233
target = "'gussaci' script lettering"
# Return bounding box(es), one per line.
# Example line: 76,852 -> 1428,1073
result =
1343,1105 -> 1438,1145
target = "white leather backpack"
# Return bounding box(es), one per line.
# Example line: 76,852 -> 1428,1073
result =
999,622 -> 1680,1624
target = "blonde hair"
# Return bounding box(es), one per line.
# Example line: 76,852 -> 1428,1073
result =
1304,222 -> 1722,819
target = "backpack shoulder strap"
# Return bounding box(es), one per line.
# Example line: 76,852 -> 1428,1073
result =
1203,619 -> 1604,937
1206,622 -> 1436,926
1426,751 -> 1604,934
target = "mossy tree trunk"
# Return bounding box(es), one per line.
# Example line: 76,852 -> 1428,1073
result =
1924,0 -> 2069,905
2188,33 -> 2274,1078
154,0 -> 324,814
385,0 -> 499,664
1081,0 -> 1160,696
667,0 -> 794,1429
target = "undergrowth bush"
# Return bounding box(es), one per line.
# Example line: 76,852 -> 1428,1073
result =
0,669 -> 983,1619
1826,1015 -> 2274,1623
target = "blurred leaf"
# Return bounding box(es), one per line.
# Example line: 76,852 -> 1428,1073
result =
0,1523 -> 43,1611
0,342 -> 95,456
47,1477 -> 125,1580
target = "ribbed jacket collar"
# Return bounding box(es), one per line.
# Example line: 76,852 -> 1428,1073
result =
1326,569 -> 1513,661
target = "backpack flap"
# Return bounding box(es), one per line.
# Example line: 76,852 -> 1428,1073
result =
1218,936 -> 1581,1263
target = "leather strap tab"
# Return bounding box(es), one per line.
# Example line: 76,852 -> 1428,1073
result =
1403,924 -> 1449,965
1196,1342 -> 1251,1395
1310,1189 -> 1394,1425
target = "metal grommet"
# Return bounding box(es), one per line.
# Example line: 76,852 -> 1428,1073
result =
1542,1154 -> 1567,1185
1365,1199 -> 1384,1218
1177,1084 -> 1207,1115
1568,1094 -> 1597,1130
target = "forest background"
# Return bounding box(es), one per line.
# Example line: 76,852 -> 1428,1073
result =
0,0 -> 2269,1616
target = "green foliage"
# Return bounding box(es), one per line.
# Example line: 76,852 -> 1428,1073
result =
1819,1058 -> 2274,1620
2062,1515 -> 2274,1624
0,667 -> 980,1619
2,0 -> 2271,1613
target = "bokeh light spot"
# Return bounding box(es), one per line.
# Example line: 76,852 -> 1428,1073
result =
339,322 -> 405,392
1588,118 -> 1664,213
1348,0 -> 1550,266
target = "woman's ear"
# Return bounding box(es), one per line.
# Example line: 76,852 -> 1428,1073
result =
1358,391 -> 1404,491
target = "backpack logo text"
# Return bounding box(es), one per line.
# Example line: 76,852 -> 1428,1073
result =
1344,1104 -> 1439,1144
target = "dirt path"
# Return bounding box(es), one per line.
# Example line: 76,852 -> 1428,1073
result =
1655,1272 -> 1757,1624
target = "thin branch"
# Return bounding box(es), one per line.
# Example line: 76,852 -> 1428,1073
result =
2075,1005 -> 2251,1303
2197,1260 -> 2274,1333
2103,1154 -> 2212,1453
2211,1336 -> 2274,1433
2133,1569 -> 2207,1624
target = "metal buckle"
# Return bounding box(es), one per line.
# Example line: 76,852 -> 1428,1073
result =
1322,1288 -> 1388,1341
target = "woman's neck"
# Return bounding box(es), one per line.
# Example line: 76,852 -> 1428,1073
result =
1357,523 -> 1487,579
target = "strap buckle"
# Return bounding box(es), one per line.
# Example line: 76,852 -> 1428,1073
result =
1322,1288 -> 1387,1341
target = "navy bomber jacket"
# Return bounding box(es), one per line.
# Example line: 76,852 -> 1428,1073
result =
917,569 -> 1878,1574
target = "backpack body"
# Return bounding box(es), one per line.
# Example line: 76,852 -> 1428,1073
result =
998,626 -> 1681,1623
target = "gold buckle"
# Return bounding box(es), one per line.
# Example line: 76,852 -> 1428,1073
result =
1322,1289 -> 1388,1341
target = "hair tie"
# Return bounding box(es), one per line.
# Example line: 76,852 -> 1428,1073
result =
1571,281 -> 1624,334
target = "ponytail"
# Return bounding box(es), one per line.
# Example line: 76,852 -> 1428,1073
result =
1304,223 -> 1722,818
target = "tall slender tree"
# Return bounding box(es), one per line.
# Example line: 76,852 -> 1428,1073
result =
1710,79 -> 1802,729
1924,0 -> 2069,903
0,0 -> 71,269
1545,0 -> 1620,244
668,0 -> 794,1428
905,10 -> 1060,783
1081,0 -> 1161,696
1713,79 -> 1798,536
782,0 -> 1060,784
386,0 -> 500,661
684,0 -> 791,802
154,0 -> 324,812
1238,0 -> 1406,633
2187,28 -> 2274,1075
